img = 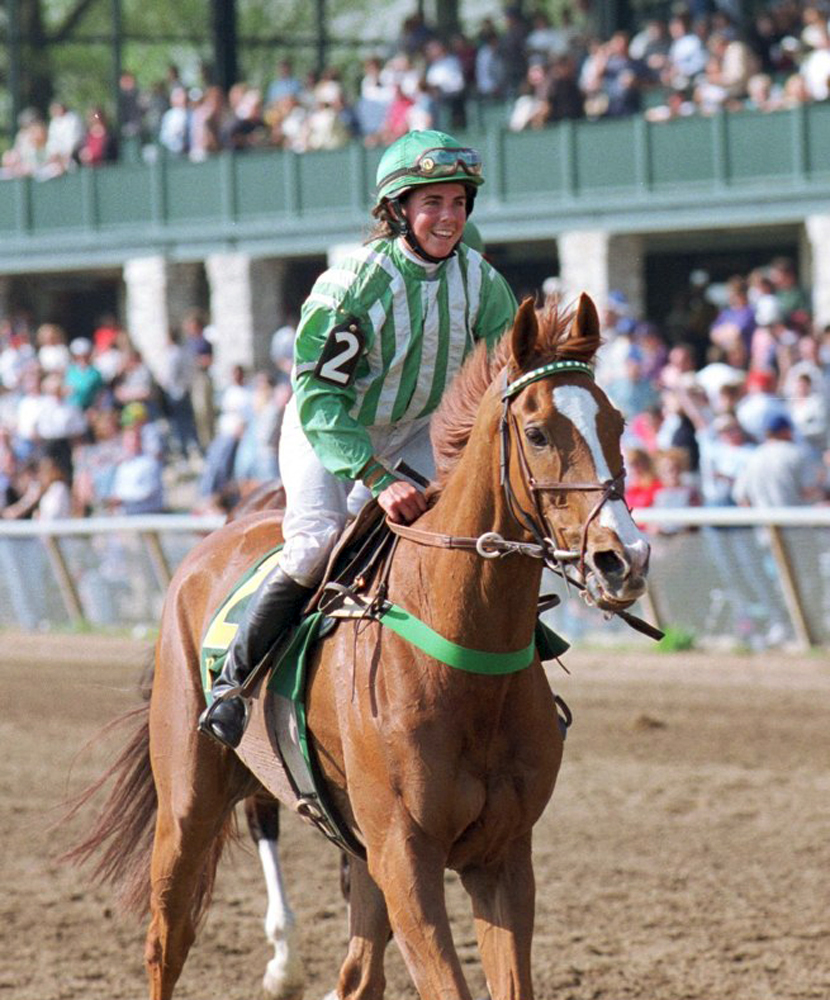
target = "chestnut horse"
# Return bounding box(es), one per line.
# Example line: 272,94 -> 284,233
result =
70,293 -> 650,1000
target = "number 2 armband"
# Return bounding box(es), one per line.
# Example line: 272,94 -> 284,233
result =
297,317 -> 365,388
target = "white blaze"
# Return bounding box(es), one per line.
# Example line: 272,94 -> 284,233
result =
551,385 -> 648,552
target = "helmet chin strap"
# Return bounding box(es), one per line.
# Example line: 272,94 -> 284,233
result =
387,197 -> 460,265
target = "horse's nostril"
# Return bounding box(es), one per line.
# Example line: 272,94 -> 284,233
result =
592,549 -> 626,578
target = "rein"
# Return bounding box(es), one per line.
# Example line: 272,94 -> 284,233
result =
387,358 -> 663,642
388,359 -> 623,578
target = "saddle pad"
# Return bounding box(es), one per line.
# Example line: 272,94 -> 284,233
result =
200,546 -> 283,702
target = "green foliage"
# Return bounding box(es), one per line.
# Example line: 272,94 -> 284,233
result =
655,625 -> 696,653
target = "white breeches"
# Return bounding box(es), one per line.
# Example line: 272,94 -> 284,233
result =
277,396 -> 435,587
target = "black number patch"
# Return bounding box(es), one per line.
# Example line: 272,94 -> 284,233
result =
313,319 -> 365,387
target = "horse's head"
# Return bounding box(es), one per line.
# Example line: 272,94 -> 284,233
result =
503,294 -> 650,610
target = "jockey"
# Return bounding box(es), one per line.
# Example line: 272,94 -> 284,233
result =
199,129 -> 518,749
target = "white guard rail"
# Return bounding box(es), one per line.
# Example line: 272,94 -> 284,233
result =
1,508 -> 829,650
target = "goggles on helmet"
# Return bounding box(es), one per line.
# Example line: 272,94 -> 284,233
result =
381,147 -> 483,190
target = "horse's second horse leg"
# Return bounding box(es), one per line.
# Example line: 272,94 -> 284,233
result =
459,833 -> 536,1000
145,719 -> 247,1000
332,856 -> 391,1000
369,824 -> 473,1000
244,795 -> 305,1000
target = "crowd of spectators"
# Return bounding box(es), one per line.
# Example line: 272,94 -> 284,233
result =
4,1 -> 830,181
0,308 -> 293,523
595,255 -> 830,525
1,253 -> 828,529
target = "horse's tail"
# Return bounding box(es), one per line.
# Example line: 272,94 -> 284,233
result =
61,699 -> 157,916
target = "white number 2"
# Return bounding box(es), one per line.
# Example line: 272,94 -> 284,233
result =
317,328 -> 362,386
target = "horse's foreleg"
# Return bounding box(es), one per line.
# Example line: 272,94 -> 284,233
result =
331,856 -> 391,1000
245,795 -> 305,1000
368,823 -> 473,1000
459,833 -> 535,1000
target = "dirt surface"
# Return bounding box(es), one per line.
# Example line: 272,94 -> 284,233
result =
2,631 -> 829,1000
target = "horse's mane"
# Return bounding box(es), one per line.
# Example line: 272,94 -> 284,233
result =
430,298 -> 590,490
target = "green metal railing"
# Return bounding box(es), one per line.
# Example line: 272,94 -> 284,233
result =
2,105 -> 830,271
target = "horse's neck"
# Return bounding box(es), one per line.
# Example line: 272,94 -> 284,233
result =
401,413 -> 542,650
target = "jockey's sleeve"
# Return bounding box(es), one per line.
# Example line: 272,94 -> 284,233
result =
472,266 -> 518,349
292,300 -> 395,492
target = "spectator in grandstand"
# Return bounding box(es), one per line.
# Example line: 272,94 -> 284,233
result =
733,412 -> 823,506
629,16 -> 672,79
158,86 -> 191,156
697,413 -> 755,506
65,337 -> 104,411
72,406 -> 124,515
118,71 -> 146,147
475,25 -> 507,100
525,10 -> 571,63
35,323 -> 70,375
582,30 -> 643,118
424,38 -> 468,130
35,372 -> 87,456
651,446 -> 701,530
0,108 -> 49,180
710,275 -> 757,351
736,367 -> 789,442
78,106 -> 118,167
799,18 -> 830,100
624,446 -> 663,525
498,6 -> 531,98
188,86 -> 227,162
546,54 -> 587,122
45,101 -> 84,175
509,60 -> 555,131
32,453 -> 72,520
769,255 -> 810,327
181,309 -> 215,452
233,371 -> 284,489
157,329 -> 201,462
266,58 -> 304,107
663,10 -> 709,91
787,368 -> 829,456
107,415 -> 166,514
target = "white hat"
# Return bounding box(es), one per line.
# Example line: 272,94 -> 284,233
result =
754,295 -> 783,327
70,337 -> 93,356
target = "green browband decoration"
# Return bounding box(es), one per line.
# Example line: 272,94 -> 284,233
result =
379,602 -> 537,674
503,359 -> 594,399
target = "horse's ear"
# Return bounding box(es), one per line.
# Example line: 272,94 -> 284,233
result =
559,293 -> 601,362
510,297 -> 539,372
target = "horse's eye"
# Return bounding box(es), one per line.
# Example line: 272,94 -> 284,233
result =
524,426 -> 547,448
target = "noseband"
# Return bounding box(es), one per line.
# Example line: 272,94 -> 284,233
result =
389,359 -> 625,580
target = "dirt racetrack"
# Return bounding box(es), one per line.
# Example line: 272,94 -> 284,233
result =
2,630 -> 829,1000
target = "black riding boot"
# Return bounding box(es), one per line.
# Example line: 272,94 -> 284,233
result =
198,566 -> 313,749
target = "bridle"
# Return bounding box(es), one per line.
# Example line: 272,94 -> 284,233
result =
388,358 -> 626,582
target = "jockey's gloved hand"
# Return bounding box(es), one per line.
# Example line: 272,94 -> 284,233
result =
378,480 -> 427,524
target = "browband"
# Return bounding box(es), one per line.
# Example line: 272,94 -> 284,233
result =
502,359 -> 594,400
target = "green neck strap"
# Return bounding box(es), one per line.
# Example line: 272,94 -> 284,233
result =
379,603 -> 535,674
503,359 -> 594,399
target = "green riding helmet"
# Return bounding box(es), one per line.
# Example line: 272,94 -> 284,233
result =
375,129 -> 485,208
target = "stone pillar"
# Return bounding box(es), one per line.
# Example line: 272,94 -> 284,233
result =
805,215 -> 830,328
123,257 -> 205,380
123,256 -> 171,379
205,253 -> 288,386
557,230 -> 645,319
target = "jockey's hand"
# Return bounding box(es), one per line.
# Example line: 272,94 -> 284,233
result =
378,480 -> 427,524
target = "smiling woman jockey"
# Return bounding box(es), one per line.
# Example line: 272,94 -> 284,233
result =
199,129 -> 518,749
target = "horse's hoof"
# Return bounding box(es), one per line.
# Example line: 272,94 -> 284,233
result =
262,957 -> 305,1000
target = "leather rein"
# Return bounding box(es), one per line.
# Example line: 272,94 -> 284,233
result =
388,359 -> 624,581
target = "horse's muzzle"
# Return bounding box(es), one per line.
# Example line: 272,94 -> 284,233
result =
584,537 -> 650,610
